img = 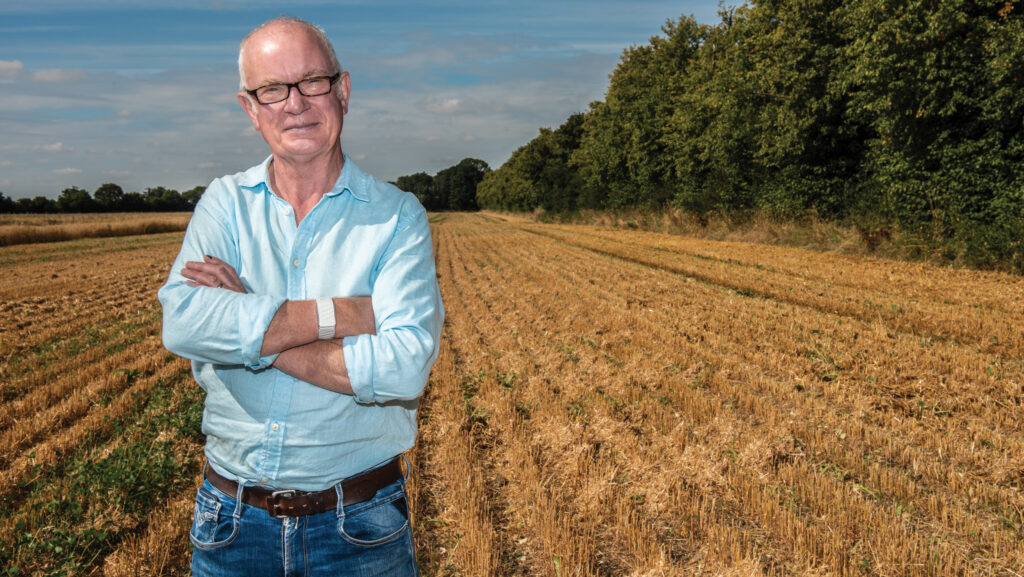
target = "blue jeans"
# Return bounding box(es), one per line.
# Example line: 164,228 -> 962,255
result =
189,473 -> 418,577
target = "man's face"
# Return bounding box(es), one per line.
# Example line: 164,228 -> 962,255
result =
237,23 -> 350,163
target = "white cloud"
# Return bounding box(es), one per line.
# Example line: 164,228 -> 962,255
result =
0,59 -> 23,78
52,167 -> 82,175
423,97 -> 466,115
31,69 -> 86,83
34,142 -> 64,152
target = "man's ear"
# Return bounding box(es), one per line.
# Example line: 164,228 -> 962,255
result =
237,92 -> 261,130
338,72 -> 351,115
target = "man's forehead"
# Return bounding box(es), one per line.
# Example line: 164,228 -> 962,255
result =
249,25 -> 324,58
244,27 -> 333,78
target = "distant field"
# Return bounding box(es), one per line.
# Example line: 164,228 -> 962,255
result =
0,212 -> 192,246
1,212 -> 1021,576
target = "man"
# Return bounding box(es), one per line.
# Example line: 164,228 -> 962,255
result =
158,16 -> 443,577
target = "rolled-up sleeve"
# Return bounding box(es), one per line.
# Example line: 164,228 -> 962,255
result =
158,182 -> 285,369
344,200 -> 444,403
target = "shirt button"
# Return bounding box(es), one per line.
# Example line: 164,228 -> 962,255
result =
261,478 -> 270,483
271,422 -> 279,431
283,207 -> 292,215
293,259 -> 301,267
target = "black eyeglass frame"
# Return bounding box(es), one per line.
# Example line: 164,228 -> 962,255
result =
245,73 -> 342,105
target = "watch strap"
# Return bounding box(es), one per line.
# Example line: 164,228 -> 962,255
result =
315,297 -> 336,340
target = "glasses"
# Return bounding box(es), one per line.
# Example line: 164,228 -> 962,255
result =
246,73 -> 341,105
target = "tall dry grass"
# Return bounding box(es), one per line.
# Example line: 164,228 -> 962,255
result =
0,212 -> 191,246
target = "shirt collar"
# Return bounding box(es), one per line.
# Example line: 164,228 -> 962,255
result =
239,154 -> 370,203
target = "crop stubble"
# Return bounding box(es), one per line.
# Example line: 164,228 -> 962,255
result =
416,213 -> 1023,576
1,233 -> 201,576
0,215 -> 1021,576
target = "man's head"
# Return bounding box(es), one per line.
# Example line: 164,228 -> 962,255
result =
237,17 -> 350,163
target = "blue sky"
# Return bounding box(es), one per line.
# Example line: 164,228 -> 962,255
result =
0,0 -> 725,198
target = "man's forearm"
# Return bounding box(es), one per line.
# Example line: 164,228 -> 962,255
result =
260,297 -> 375,356
272,340 -> 353,395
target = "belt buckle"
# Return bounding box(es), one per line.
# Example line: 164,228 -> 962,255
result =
267,489 -> 297,519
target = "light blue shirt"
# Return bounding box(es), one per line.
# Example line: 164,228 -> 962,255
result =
158,155 -> 444,491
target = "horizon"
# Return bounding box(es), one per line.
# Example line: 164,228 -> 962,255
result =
0,0 -> 724,199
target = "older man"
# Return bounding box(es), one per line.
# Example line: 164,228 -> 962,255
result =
158,16 -> 443,577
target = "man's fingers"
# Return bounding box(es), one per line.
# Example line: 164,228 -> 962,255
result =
182,267 -> 219,286
183,257 -> 245,293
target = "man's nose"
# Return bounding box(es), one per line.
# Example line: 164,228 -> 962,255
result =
282,85 -> 310,112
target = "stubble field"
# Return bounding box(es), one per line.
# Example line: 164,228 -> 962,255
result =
0,212 -> 1021,576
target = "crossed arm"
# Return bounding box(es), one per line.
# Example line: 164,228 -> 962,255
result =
181,255 -> 372,395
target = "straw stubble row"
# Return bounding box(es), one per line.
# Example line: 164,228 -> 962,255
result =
413,214 -> 1023,576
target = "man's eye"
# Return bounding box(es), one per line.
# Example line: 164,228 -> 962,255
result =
260,85 -> 285,97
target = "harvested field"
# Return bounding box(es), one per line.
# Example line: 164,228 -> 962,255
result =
415,213 -> 1023,576
0,212 -> 1021,576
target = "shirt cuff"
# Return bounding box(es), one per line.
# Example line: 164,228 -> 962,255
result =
343,334 -> 374,404
240,295 -> 287,370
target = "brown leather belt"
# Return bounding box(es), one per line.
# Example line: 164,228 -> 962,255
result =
204,459 -> 403,518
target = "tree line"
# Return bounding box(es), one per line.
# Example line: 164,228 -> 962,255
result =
0,184 -> 205,214
1,156 -> 491,216
394,157 -> 490,211
477,0 -> 1024,270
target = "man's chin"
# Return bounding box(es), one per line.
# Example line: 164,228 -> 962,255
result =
273,139 -> 340,161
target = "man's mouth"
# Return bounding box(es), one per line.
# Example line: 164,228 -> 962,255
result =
284,121 -> 319,131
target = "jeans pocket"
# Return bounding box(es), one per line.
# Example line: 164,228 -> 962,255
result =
336,482 -> 410,547
190,482 -> 239,550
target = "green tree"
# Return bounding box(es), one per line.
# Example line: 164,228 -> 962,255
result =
484,114 -> 588,212
93,183 -> 125,211
395,173 -> 434,208
121,191 -> 147,212
143,186 -> 187,211
743,0 -> 867,217
842,0 -> 1012,229
181,186 -> 206,210
0,192 -> 16,214
574,16 -> 705,208
977,2 -> 1024,269
476,169 -> 538,212
665,8 -> 760,213
434,158 -> 488,211
18,196 -> 57,213
57,186 -> 98,213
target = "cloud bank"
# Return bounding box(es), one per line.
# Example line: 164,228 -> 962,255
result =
0,1 -> 721,198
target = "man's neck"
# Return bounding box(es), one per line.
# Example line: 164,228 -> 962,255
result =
269,147 -> 345,223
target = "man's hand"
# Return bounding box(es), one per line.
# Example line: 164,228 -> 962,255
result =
273,340 -> 353,395
182,255 -> 246,293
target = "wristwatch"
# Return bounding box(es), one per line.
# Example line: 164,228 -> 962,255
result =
316,297 -> 336,340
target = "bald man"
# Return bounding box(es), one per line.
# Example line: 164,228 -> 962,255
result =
159,17 -> 443,576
